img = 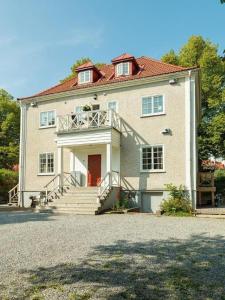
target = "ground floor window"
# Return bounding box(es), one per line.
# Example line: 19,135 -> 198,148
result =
39,153 -> 54,174
141,145 -> 164,171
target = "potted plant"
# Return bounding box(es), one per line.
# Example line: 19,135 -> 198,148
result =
82,105 -> 92,112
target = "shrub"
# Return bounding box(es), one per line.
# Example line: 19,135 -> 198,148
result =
0,169 -> 18,203
214,169 -> 225,197
161,184 -> 192,215
114,197 -> 130,210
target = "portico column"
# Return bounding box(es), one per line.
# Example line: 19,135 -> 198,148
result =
106,143 -> 112,186
57,146 -> 64,191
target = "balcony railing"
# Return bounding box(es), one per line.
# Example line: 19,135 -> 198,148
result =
56,110 -> 120,133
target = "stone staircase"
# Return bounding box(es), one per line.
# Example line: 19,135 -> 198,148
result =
40,187 -> 102,215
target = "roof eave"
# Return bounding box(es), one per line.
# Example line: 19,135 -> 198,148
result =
19,67 -> 199,103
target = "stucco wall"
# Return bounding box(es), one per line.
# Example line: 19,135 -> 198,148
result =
23,77 -> 187,192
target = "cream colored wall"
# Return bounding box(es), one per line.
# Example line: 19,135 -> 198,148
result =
24,77 -> 187,191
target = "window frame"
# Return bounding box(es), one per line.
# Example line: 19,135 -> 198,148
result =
78,70 -> 92,84
38,152 -> 55,176
141,94 -> 165,117
140,145 -> 165,173
107,101 -> 118,112
39,110 -> 56,129
116,62 -> 130,76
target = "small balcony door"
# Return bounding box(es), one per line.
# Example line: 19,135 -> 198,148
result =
88,154 -> 101,186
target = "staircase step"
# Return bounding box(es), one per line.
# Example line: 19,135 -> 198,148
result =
48,203 -> 100,208
38,206 -> 98,215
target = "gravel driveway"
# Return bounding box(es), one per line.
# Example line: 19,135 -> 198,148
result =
0,212 -> 225,300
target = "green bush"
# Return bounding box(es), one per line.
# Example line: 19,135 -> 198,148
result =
114,197 -> 130,210
0,169 -> 18,203
214,169 -> 225,197
161,184 -> 192,216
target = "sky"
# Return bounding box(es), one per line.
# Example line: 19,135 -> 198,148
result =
0,0 -> 224,98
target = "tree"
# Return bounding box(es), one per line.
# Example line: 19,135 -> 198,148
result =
0,89 -> 20,169
61,57 -> 105,83
162,36 -> 225,159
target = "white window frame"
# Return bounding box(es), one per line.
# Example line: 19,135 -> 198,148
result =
141,95 -> 165,117
140,145 -> 165,173
107,101 -> 118,112
38,152 -> 55,176
39,110 -> 56,128
116,62 -> 129,76
78,70 -> 91,84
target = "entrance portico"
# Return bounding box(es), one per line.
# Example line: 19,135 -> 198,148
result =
56,128 -> 120,188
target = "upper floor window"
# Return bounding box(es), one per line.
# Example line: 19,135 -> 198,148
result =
39,152 -> 54,175
116,62 -> 129,76
40,111 -> 56,128
142,95 -> 164,116
78,70 -> 91,84
107,101 -> 117,112
141,145 -> 164,172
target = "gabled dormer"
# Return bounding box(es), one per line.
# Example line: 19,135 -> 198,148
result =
111,53 -> 138,77
76,61 -> 101,85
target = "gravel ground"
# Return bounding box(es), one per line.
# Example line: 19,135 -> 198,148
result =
0,212 -> 225,300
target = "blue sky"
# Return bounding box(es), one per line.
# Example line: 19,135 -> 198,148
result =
0,0 -> 224,98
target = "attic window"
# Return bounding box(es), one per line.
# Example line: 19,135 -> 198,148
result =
116,62 -> 129,76
78,70 -> 91,84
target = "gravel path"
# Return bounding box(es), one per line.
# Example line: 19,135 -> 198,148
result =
0,212 -> 225,299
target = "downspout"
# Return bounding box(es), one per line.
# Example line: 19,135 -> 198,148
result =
18,100 -> 26,207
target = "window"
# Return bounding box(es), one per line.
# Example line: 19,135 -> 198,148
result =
142,95 -> 164,116
107,101 -> 117,112
78,70 -> 91,84
116,62 -> 129,76
39,153 -> 54,174
40,111 -> 56,128
141,145 -> 164,171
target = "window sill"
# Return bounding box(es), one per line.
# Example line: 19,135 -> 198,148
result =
140,170 -> 166,173
38,173 -> 55,176
141,113 -> 166,118
39,125 -> 56,129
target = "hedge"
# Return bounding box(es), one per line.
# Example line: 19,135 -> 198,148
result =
0,169 -> 18,203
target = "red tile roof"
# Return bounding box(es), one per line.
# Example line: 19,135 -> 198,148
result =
75,61 -> 94,71
20,56 -> 196,100
111,53 -> 135,63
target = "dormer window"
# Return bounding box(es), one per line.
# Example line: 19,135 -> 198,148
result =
78,70 -> 91,84
116,62 -> 129,76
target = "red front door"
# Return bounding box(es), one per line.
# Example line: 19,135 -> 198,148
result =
88,154 -> 101,186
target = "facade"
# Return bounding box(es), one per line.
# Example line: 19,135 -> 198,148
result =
16,53 -> 200,213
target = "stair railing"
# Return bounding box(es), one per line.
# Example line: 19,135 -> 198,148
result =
8,184 -> 19,206
44,172 -> 80,203
44,174 -> 61,203
98,171 -> 120,199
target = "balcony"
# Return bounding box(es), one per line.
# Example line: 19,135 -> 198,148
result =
56,110 -> 121,134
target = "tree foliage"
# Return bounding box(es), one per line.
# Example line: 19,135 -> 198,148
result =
60,57 -> 105,83
0,89 -> 20,169
162,36 -> 225,159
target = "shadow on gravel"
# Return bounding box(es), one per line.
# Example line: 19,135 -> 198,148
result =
5,233 -> 224,299
0,212 -> 54,225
